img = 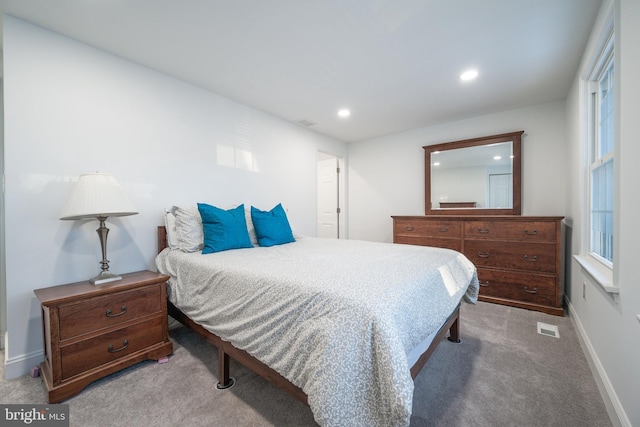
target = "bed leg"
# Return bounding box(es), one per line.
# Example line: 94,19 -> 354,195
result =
216,347 -> 235,389
446,313 -> 461,344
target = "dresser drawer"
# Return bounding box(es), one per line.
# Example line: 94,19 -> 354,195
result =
60,317 -> 164,380
464,221 -> 557,242
394,220 -> 462,239
58,284 -> 162,340
477,268 -> 556,307
464,241 -> 557,273
394,236 -> 462,251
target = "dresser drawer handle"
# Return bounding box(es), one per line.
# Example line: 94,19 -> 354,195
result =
523,255 -> 538,262
404,226 -> 415,231
477,228 -> 490,234
524,229 -> 538,235
437,226 -> 449,232
477,252 -> 490,258
523,286 -> 537,294
479,281 -> 490,287
107,340 -> 129,353
106,305 -> 127,318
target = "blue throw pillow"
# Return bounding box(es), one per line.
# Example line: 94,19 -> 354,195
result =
251,203 -> 295,247
197,203 -> 252,254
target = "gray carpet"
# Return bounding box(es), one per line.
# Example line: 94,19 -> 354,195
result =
1,302 -> 612,427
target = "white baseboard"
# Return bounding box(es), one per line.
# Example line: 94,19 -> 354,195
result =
3,349 -> 43,380
566,299 -> 631,427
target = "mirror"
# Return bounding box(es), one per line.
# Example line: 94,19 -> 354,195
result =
424,131 -> 523,215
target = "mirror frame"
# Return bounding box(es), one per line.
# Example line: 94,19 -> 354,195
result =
424,130 -> 524,215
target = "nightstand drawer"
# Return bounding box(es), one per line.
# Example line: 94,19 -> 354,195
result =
60,317 -> 164,380
58,284 -> 162,340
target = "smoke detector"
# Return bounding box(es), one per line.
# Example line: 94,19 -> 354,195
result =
294,117 -> 317,127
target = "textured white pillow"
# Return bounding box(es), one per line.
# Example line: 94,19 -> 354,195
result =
171,205 -> 204,252
244,205 -> 258,246
163,208 -> 179,249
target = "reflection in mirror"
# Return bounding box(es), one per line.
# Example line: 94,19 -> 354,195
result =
424,131 -> 523,215
431,141 -> 513,209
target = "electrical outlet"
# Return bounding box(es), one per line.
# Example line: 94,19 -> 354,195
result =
583,282 -> 586,299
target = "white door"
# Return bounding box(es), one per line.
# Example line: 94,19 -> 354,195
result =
317,154 -> 340,238
488,173 -> 512,208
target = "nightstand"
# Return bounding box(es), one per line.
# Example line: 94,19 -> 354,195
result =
34,270 -> 174,403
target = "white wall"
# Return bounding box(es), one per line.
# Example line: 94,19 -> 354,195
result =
565,0 -> 639,425
1,16 -> 346,378
431,166 -> 485,208
347,101 -> 567,242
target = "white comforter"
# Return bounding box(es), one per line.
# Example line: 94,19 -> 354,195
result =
156,237 -> 478,427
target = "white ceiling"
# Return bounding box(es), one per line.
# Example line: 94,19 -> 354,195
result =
0,0 -> 602,142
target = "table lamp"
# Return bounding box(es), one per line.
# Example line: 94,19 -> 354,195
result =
60,173 -> 138,284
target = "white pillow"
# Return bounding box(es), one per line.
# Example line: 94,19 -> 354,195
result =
163,208 -> 179,249
244,205 -> 258,247
172,205 -> 204,252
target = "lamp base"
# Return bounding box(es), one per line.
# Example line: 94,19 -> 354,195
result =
90,271 -> 123,285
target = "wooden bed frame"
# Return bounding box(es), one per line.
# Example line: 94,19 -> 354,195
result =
156,226 -> 461,406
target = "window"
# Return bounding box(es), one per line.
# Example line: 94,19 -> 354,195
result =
587,36 -> 614,266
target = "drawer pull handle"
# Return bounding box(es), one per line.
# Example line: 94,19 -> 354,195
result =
523,286 -> 537,294
477,252 -> 490,258
524,229 -> 538,235
523,255 -> 538,262
437,226 -> 449,232
479,281 -> 490,287
106,305 -> 127,318
404,226 -> 414,231
477,228 -> 490,234
107,340 -> 129,353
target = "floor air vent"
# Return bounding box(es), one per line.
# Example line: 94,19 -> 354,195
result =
537,322 -> 559,338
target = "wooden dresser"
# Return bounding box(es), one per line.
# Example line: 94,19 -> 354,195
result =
392,215 -> 564,316
34,270 -> 174,403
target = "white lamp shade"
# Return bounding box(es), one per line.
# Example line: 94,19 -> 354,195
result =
60,173 -> 138,220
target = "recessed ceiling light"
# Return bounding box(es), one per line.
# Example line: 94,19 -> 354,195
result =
460,69 -> 478,81
433,162 -> 440,166
494,155 -> 502,160
338,109 -> 351,118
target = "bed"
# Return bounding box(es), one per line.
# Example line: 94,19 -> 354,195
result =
155,204 -> 479,427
